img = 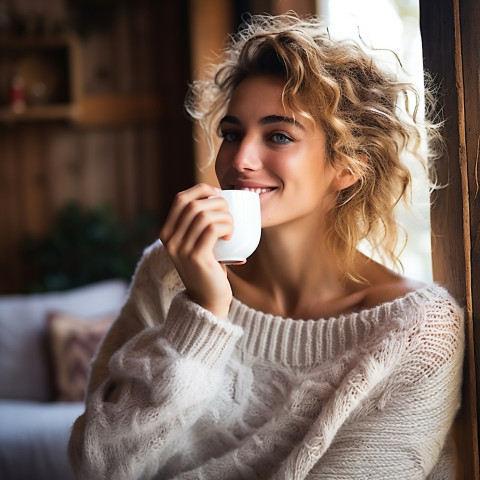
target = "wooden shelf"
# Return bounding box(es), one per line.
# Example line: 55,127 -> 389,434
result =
0,94 -> 163,125
0,104 -> 78,122
75,94 -> 164,127
0,34 -> 79,49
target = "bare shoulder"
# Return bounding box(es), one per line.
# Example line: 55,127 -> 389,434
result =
356,257 -> 427,309
361,277 -> 426,309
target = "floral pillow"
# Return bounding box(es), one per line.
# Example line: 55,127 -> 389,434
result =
47,312 -> 115,402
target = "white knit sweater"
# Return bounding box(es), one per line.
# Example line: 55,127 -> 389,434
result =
69,241 -> 464,480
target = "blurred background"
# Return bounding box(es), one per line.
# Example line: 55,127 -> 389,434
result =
0,0 -> 430,294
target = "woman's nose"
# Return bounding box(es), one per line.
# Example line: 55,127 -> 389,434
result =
232,137 -> 261,172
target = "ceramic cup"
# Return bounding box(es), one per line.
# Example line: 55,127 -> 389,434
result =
213,190 -> 261,264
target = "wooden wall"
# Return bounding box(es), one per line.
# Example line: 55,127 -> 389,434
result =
0,0 -> 195,293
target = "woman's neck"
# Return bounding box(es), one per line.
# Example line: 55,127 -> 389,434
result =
227,221 -> 422,319
228,224 -> 364,319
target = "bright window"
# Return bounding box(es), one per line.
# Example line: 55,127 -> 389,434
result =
318,0 -> 432,282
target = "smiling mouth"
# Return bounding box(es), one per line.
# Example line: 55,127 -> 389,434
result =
238,187 -> 276,195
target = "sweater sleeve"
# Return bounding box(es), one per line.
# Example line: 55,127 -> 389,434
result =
68,247 -> 243,480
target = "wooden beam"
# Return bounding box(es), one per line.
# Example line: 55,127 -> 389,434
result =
420,0 -> 479,477
459,0 -> 480,428
189,0 -> 234,186
270,0 -> 318,15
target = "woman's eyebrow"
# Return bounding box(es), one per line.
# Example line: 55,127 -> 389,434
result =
260,115 -> 305,130
219,114 -> 305,130
219,115 -> 241,126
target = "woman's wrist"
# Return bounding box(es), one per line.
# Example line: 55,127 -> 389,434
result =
193,296 -> 232,320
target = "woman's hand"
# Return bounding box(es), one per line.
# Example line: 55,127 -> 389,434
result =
159,184 -> 233,318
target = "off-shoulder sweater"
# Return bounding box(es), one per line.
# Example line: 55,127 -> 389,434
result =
68,241 -> 465,480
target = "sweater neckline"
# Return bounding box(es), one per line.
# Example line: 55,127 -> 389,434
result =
230,284 -> 437,323
229,284 -> 440,366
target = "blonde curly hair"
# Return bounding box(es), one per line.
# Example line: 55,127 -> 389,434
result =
185,13 -> 441,276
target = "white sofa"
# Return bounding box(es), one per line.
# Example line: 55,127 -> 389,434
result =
0,279 -> 128,480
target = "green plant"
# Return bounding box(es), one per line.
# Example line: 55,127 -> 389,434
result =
22,202 -> 156,293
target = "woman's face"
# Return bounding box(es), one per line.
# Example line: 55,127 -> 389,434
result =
215,75 -> 341,229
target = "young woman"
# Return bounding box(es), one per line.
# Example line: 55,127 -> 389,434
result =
69,14 -> 464,479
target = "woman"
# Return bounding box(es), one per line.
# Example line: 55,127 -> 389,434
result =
69,14 -> 464,479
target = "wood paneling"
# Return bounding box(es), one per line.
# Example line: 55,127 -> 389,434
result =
155,0 -> 195,221
0,127 -> 23,289
0,0 -> 193,293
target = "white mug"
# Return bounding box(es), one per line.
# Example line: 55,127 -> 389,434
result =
213,190 -> 261,264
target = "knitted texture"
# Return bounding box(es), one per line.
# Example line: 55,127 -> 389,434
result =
69,241 -> 464,480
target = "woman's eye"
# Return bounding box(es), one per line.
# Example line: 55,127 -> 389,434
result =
221,131 -> 241,142
271,133 -> 293,144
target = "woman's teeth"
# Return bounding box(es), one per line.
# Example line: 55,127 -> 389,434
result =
241,187 -> 273,194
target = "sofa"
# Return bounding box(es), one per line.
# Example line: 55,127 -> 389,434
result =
0,279 -> 129,480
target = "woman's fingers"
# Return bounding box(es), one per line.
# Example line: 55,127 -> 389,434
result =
177,209 -> 232,260
159,183 -> 223,245
161,194 -> 233,260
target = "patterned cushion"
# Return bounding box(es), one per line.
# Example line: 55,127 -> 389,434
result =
0,279 -> 128,401
47,312 -> 115,402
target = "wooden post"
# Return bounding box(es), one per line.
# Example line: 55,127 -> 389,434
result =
420,0 -> 480,477
188,0 -> 234,186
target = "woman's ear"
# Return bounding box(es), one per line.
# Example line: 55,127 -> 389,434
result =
333,166 -> 358,191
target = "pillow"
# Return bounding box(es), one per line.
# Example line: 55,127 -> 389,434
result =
47,312 -> 115,402
0,279 -> 128,401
